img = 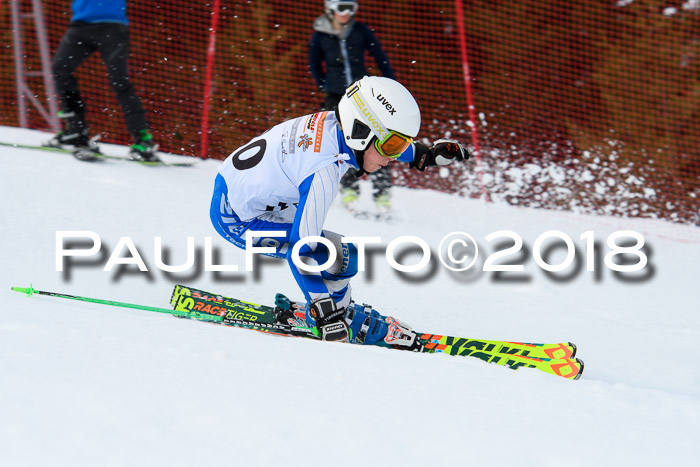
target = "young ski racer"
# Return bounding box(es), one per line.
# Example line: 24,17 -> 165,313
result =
210,76 -> 470,348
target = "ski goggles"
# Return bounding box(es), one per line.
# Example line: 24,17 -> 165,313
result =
330,2 -> 358,15
374,130 -> 412,158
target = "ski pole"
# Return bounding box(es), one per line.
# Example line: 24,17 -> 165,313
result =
11,284 -> 223,323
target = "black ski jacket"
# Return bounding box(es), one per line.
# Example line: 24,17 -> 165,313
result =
309,15 -> 395,96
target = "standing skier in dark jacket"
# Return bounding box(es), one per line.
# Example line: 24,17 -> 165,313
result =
309,0 -> 396,215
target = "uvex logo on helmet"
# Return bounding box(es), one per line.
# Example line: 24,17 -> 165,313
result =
375,94 -> 396,115
352,92 -> 388,138
360,107 -> 387,138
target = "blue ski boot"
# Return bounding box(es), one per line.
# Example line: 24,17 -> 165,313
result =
345,302 -> 422,351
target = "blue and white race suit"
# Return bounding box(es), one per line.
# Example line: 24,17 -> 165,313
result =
210,111 -> 415,310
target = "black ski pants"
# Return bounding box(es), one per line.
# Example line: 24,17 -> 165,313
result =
51,22 -> 147,139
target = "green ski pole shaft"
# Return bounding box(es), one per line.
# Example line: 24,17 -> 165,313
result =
11,284 -> 223,323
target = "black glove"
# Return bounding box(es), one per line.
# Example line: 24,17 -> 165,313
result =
410,139 -> 470,171
432,139 -> 470,166
309,297 -> 349,342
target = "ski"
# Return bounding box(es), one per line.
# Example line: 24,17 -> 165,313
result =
183,314 -> 583,379
342,206 -> 397,222
11,284 -> 583,380
170,284 -> 582,377
418,334 -> 577,360
0,140 -> 197,167
170,284 -> 278,324
170,284 -> 576,359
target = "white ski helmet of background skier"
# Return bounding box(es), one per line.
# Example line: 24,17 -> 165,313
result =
324,0 -> 359,17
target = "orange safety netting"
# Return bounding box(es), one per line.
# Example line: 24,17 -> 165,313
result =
1,0 -> 698,225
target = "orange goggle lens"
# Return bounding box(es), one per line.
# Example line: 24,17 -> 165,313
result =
375,132 -> 412,158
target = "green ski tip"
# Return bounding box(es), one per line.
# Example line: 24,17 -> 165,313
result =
11,284 -> 36,296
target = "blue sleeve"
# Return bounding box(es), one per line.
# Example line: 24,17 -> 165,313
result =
397,143 -> 415,164
361,24 -> 395,80
308,32 -> 326,90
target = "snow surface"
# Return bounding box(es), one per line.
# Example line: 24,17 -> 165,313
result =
1,126 -> 699,466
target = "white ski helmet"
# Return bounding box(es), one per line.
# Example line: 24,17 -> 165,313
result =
325,0 -> 358,16
337,76 -> 421,158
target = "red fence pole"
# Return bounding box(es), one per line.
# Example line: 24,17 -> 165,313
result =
454,0 -> 487,200
200,0 -> 221,159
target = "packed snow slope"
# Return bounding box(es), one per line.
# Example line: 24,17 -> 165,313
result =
1,127 -> 698,467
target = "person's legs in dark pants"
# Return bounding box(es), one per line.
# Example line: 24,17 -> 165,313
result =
95,24 -> 156,159
96,23 -> 148,141
371,165 -> 392,211
50,24 -> 95,144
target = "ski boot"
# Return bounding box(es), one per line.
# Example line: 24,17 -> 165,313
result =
274,293 -> 422,350
44,111 -> 101,160
345,302 -> 422,351
129,129 -> 160,162
374,193 -> 393,220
